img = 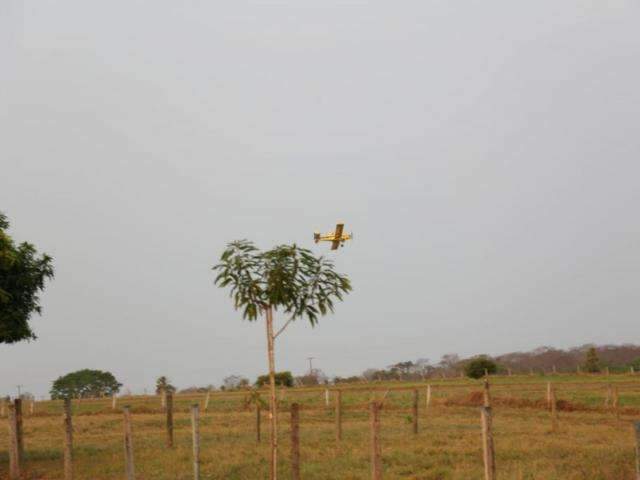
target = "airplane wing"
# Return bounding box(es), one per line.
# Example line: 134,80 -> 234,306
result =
331,223 -> 344,250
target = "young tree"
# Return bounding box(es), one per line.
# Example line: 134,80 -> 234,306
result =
155,376 -> 176,395
0,212 -> 54,344
583,347 -> 600,373
214,241 -> 351,480
50,369 -> 121,399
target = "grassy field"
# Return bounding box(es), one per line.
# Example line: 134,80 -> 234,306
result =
3,374 -> 640,479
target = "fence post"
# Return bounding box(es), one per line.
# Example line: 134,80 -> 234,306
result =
550,387 -> 558,432
412,389 -> 419,434
30,399 -> 35,415
191,404 -> 200,480
335,390 -> 342,443
426,385 -> 432,409
631,366 -> 635,375
291,403 -> 300,480
8,402 -> 20,479
370,401 -> 382,480
256,403 -> 261,442
325,389 -> 330,408
14,398 -> 24,463
552,365 -> 557,375
204,390 -> 211,412
546,382 -> 552,410
1,397 -> 5,417
166,391 -> 174,448
481,406 -> 496,480
123,406 -> 135,480
634,421 -> 640,480
112,394 -> 117,410
161,389 -> 166,410
483,379 -> 491,407
613,387 -> 620,420
63,398 -> 74,480
605,384 -> 613,407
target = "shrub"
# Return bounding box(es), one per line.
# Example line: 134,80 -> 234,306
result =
255,371 -> 294,387
464,357 -> 497,379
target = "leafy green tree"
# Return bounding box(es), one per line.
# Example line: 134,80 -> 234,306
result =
50,369 -> 121,399
255,371 -> 294,388
0,212 -> 54,343
214,240 -> 351,480
155,376 -> 176,395
464,357 -> 498,379
583,347 -> 600,373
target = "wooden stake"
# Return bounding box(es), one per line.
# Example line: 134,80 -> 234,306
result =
546,382 -> 552,410
30,399 -> 35,415
204,390 -> 211,412
8,403 -> 20,480
63,398 -> 73,480
1,397 -> 5,417
483,379 -> 491,408
161,389 -> 166,410
370,401 -> 382,480
634,421 -> 640,480
256,403 -> 262,442
123,406 -> 135,480
335,390 -> 342,442
507,368 -> 512,377
412,389 -> 419,434
291,403 -> 300,480
14,398 -> 24,463
191,404 -> 200,480
613,387 -> 620,420
631,366 -> 635,375
325,389 -> 330,408
605,366 -> 610,376
481,406 -> 496,480
165,391 -> 174,448
426,385 -> 432,409
112,394 -> 117,410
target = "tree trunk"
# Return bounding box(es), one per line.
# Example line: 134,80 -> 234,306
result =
265,305 -> 278,480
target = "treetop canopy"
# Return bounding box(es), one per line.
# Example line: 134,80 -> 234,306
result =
213,240 -> 351,325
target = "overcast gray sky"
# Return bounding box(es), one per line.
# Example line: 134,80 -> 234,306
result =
2,1 -> 639,398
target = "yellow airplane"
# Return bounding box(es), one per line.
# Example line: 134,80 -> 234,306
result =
314,223 -> 353,250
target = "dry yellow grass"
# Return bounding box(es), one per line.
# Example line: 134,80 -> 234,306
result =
2,375 -> 640,479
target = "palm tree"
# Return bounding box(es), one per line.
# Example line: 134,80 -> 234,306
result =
213,241 -> 351,480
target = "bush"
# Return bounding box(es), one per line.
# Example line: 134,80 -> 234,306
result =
255,371 -> 294,387
464,357 -> 497,379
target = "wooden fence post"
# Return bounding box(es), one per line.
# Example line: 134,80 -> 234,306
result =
546,382 -> 552,410
291,403 -> 300,480
605,367 -> 610,376
483,379 -> 491,408
166,392 -> 174,448
191,404 -> 200,480
605,384 -> 613,407
412,389 -> 419,434
481,406 -> 496,480
634,421 -> 640,480
325,389 -> 330,408
550,387 -> 558,432
161,389 -> 166,410
8,402 -> 20,480
1,397 -> 5,417
30,399 -> 35,415
613,387 -> 620,420
370,401 -> 382,480
552,365 -> 557,375
426,385 -> 432,409
256,403 -> 262,442
335,390 -> 342,443
123,406 -> 135,480
204,390 -> 211,412
14,398 -> 24,463
112,394 -> 117,410
631,366 -> 635,375
63,398 -> 74,480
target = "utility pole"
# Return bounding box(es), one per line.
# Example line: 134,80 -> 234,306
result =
307,357 -> 316,376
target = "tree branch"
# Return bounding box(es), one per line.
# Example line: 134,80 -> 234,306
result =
273,317 -> 295,340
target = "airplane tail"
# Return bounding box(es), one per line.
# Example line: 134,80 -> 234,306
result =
313,232 -> 320,243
